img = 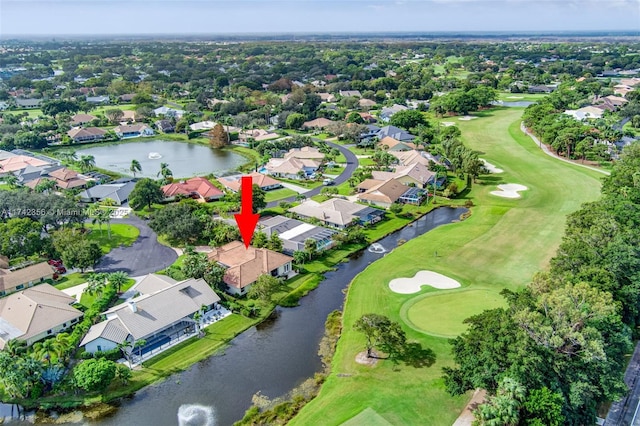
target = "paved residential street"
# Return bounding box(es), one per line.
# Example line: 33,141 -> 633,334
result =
605,341 -> 640,426
94,215 -> 177,276
266,140 -> 359,208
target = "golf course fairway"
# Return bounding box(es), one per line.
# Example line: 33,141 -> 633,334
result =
289,107 -> 604,426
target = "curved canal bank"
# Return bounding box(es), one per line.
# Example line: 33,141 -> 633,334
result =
0,206 -> 466,425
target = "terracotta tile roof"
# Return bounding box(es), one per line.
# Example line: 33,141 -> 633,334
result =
0,156 -> 50,173
70,114 -> 96,124
207,242 -> 293,289
67,127 -> 106,139
161,177 -> 223,199
302,117 -> 336,129
218,172 -> 282,192
265,158 -> 320,175
285,146 -> 325,160
0,283 -> 83,349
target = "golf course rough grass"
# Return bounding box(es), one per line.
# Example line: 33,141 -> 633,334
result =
289,108 -> 604,426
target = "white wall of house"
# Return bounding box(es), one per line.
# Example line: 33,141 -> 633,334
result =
226,284 -> 252,296
25,318 -> 82,346
84,337 -> 119,354
276,262 -> 292,276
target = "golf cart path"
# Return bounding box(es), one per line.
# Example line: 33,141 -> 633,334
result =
520,122 -> 610,176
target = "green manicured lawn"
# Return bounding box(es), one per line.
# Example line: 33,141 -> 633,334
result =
402,288 -> 505,338
496,91 -> 549,102
290,108 -> 604,426
53,272 -> 88,290
0,184 -> 13,191
85,223 -> 139,254
264,187 -> 297,202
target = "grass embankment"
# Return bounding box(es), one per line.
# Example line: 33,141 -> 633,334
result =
29,314 -> 257,409
264,188 -> 297,202
53,272 -> 88,290
85,223 -> 140,254
290,108 -> 604,426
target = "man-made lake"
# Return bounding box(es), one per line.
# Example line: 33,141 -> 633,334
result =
76,140 -> 248,178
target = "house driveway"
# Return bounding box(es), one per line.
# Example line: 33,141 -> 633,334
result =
94,215 -> 178,276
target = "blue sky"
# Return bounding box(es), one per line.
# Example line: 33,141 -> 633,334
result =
1,0 -> 638,35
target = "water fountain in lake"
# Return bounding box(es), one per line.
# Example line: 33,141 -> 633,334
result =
368,243 -> 386,253
148,152 -> 162,159
177,404 -> 216,426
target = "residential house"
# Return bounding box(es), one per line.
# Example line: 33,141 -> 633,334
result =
207,241 -> 294,295
339,90 -> 362,98
121,110 -> 136,122
189,121 -> 217,131
155,119 -> 175,133
377,125 -> 415,142
70,114 -> 97,126
114,124 -> 154,138
153,106 -> 185,119
43,167 -> 89,190
259,216 -> 338,254
264,157 -> 321,180
86,95 -> 110,104
161,177 -> 224,202
218,172 -> 282,192
14,98 -> 43,109
377,136 -> 417,152
78,180 -> 137,205
564,106 -> 604,121
67,127 -> 107,142
0,155 -> 51,176
619,78 -> 640,87
527,85 -> 555,94
380,104 -> 408,122
614,84 -> 634,97
390,150 -> 431,167
359,124 -> 381,141
290,199 -> 385,229
358,112 -> 377,123
301,117 -> 336,130
359,98 -> 377,108
285,146 -> 325,160
372,163 -> 436,188
0,284 -> 83,349
80,277 -> 221,354
238,128 -> 279,142
357,178 -> 425,208
318,93 -> 337,103
0,262 -> 55,296
119,93 -> 136,103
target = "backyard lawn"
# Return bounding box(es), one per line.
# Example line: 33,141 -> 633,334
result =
290,107 -> 604,425
53,272 -> 88,290
264,187 -> 297,202
85,223 -> 140,254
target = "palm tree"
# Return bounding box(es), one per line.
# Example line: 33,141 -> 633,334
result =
34,178 -> 57,194
118,339 -> 134,365
53,332 -> 71,362
33,338 -> 56,364
4,339 -> 27,357
78,155 -> 96,172
3,174 -> 19,189
193,311 -> 203,337
129,159 -> 142,177
98,199 -> 115,239
108,271 -> 129,293
58,150 -> 77,163
85,272 -> 109,297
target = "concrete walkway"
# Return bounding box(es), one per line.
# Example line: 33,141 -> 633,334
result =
520,122 -> 610,176
452,389 -> 486,426
279,181 -> 309,194
61,282 -> 88,302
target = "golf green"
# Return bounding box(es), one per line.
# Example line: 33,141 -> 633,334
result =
403,289 -> 506,338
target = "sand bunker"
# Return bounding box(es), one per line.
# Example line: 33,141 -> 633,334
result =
481,159 -> 503,174
389,271 -> 461,294
441,121 -> 456,127
490,183 -> 528,198
458,115 -> 478,121
506,96 -> 524,99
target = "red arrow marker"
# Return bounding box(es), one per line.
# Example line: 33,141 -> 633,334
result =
234,176 -> 259,249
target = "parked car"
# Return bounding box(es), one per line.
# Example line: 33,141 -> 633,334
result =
323,178 -> 334,186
